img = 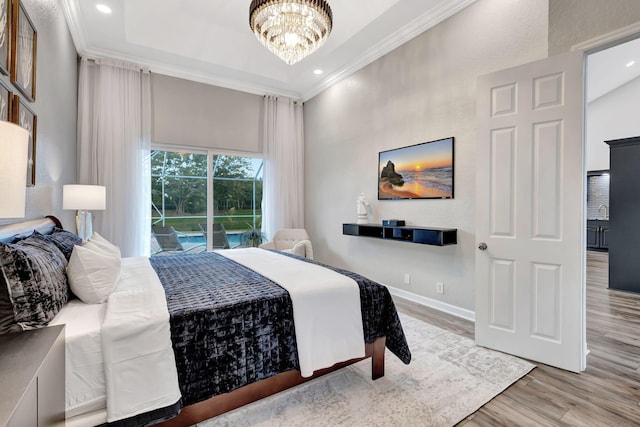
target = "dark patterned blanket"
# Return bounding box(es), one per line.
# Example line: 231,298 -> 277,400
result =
149,251 -> 411,407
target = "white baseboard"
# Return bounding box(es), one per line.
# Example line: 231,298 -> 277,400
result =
386,285 -> 476,322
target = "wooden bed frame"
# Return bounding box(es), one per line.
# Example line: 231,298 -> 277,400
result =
0,216 -> 387,427
155,337 -> 386,427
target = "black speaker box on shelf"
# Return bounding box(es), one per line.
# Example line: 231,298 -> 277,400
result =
382,219 -> 405,227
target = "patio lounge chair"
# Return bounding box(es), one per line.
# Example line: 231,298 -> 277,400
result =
152,225 -> 204,254
199,223 -> 231,249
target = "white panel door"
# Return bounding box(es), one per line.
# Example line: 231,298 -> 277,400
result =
476,52 -> 586,372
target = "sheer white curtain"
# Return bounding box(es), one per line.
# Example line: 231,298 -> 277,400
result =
77,57 -> 151,257
261,96 -> 305,239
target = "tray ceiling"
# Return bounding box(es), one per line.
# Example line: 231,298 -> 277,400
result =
60,0 -> 477,100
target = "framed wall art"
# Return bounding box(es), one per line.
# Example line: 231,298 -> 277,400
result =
0,0 -> 10,75
12,94 -> 36,186
10,0 -> 36,101
378,137 -> 454,200
0,77 -> 12,120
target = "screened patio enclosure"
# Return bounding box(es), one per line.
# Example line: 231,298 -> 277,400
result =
151,149 -> 263,253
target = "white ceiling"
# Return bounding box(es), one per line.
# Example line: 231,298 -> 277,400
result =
587,37 -> 640,103
60,0 -> 477,100
59,1 -> 640,102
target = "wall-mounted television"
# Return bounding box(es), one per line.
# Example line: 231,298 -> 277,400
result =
378,137 -> 454,200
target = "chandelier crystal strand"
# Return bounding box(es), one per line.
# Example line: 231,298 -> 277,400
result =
249,0 -> 333,65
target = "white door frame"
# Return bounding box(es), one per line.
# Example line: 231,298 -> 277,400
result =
572,22 -> 640,53
575,22 -> 640,361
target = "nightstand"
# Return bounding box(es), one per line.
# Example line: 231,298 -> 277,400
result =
0,325 -> 65,427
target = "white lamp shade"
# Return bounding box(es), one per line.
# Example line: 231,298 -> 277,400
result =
0,121 -> 29,219
63,185 -> 106,210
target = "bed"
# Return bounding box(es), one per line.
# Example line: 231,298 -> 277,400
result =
0,217 -> 411,427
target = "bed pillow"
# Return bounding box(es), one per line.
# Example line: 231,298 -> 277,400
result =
40,228 -> 83,261
89,232 -> 121,258
0,236 -> 69,330
67,240 -> 121,304
0,275 -> 22,334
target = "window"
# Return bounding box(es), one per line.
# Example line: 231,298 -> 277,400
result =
211,154 -> 263,231
151,149 -> 263,252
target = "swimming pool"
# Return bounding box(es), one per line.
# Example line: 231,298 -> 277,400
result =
179,234 -> 241,246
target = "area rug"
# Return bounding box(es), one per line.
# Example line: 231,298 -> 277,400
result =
199,314 -> 535,426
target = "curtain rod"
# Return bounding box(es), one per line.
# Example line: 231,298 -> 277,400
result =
81,56 -> 148,73
263,94 -> 303,104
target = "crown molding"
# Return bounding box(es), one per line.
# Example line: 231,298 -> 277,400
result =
59,0 -> 88,54
80,45 -> 302,100
59,0 -> 298,98
60,0 -> 477,102
301,0 -> 478,101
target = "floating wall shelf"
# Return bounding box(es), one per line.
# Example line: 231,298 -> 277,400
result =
342,223 -> 457,246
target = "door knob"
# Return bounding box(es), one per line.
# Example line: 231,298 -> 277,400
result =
478,242 -> 488,251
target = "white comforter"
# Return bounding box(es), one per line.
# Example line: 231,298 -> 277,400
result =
101,257 -> 181,422
219,248 -> 365,377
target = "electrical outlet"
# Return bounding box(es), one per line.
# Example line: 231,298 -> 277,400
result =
436,282 -> 444,294
404,273 -> 411,284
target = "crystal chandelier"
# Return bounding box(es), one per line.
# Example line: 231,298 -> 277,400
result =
249,0 -> 333,65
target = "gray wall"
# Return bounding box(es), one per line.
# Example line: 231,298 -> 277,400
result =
0,1 -> 77,229
151,73 -> 262,153
8,0 -> 640,313
304,0 -> 549,311
304,0 -> 640,312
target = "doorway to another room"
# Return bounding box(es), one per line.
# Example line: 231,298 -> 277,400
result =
584,34 -> 640,358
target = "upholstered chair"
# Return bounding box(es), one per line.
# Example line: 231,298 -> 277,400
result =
259,229 -> 314,259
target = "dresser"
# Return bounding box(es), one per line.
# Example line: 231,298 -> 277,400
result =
0,325 -> 65,427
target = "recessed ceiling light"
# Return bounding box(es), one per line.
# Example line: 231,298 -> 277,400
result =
313,69 -> 323,75
626,60 -> 635,68
96,4 -> 112,14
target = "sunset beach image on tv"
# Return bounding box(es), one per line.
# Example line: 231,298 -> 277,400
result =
378,137 -> 454,200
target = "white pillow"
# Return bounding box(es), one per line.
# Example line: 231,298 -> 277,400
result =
67,240 -> 121,304
89,232 -> 121,258
282,240 -> 313,259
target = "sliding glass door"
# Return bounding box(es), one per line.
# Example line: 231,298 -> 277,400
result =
151,149 -> 263,254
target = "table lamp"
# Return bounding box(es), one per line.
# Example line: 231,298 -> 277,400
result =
0,121 -> 29,219
63,184 -> 106,240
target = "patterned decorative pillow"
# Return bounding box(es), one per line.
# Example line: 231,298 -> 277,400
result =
38,228 -> 83,261
0,235 -> 69,330
0,274 -> 22,334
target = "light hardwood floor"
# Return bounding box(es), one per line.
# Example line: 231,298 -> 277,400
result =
393,250 -> 640,426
